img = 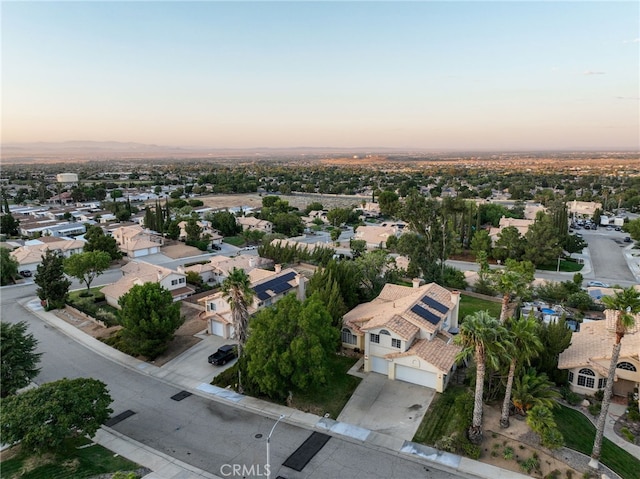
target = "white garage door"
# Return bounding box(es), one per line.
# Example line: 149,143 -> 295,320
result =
210,321 -> 224,337
371,356 -> 389,375
395,365 -> 437,389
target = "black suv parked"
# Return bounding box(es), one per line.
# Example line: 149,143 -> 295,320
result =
208,345 -> 237,365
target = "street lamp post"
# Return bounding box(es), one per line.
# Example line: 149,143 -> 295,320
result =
266,414 -> 286,479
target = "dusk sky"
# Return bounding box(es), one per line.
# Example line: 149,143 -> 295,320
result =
2,1 -> 639,151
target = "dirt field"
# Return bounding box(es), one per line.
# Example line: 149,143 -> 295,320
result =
199,192 -> 368,212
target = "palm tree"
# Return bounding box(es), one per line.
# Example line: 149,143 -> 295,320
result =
511,368 -> 560,416
589,287 -> 640,470
221,267 -> 255,393
490,259 -> 535,322
454,310 -> 506,444
500,315 -> 543,428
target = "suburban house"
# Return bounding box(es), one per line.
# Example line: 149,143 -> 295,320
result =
567,200 -> 602,219
524,203 -> 546,220
352,224 -> 403,249
198,265 -> 307,338
342,280 -> 462,392
488,216 -> 534,245
177,220 -> 218,242
208,254 -> 272,284
236,216 -> 273,234
558,310 -> 639,398
101,261 -> 194,308
112,225 -> 163,258
177,262 -> 216,284
10,236 -> 86,273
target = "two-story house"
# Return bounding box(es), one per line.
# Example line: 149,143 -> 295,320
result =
10,236 -> 86,274
236,216 -> 273,234
198,265 -> 307,338
102,261 -> 194,308
111,225 -> 163,258
342,280 -> 461,392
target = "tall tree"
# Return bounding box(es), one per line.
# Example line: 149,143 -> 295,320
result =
185,217 -> 203,243
492,226 -> 525,262
490,259 -> 535,322
221,267 -> 255,393
0,378 -> 112,454
499,316 -> 542,428
589,287 -> 640,470
0,213 -> 20,237
0,321 -> 41,398
377,190 -> 400,217
64,251 -> 112,292
34,249 -> 71,309
0,247 -> 18,286
454,311 -> 506,444
244,294 -> 339,400
118,282 -> 184,359
523,211 -> 562,267
83,225 -> 122,260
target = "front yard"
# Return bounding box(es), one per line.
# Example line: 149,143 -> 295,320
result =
0,436 -> 144,479
212,354 -> 361,419
413,391 -> 640,479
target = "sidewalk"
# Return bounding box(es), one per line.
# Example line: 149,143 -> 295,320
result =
23,297 -> 638,479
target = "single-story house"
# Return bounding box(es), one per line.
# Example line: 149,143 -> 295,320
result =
208,254 -> 272,284
488,216 -> 534,245
352,224 -> 403,249
342,280 -> 461,392
558,310 -> 640,398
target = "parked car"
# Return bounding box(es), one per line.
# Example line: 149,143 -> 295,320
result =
19,270 -> 32,277
208,345 -> 237,366
615,226 -> 622,231
587,281 -> 610,288
624,236 -> 632,243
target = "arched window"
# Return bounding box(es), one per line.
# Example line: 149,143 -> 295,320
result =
379,329 -> 391,335
577,368 -> 595,389
617,362 -> 637,372
342,328 -> 357,345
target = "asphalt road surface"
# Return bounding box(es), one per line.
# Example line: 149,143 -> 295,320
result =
579,229 -> 636,285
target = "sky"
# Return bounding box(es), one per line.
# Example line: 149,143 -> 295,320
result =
2,1 -> 639,151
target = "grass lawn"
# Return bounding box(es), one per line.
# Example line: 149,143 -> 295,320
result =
554,405 -> 640,479
0,436 -> 140,479
538,259 -> 584,273
291,355 -> 361,419
413,384 -> 466,444
459,294 -> 502,320
212,354 -> 361,419
223,236 -> 245,247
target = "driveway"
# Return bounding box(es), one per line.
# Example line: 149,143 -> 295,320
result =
337,373 -> 434,440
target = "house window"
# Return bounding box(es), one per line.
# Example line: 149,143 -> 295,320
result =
598,378 -> 607,389
342,328 -> 357,345
179,277 -> 185,284
171,279 -> 177,286
617,362 -> 637,372
370,333 -> 380,344
379,329 -> 391,335
577,368 -> 595,389
391,338 -> 401,349
568,372 -> 574,383
207,303 -> 216,312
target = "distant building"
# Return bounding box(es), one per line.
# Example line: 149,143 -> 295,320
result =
56,173 -> 79,184
567,200 -> 601,219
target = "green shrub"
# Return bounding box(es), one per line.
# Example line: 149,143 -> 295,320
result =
95,309 -> 118,327
560,386 -> 582,406
503,446 -> 514,460
588,402 -> 601,417
541,427 -> 565,449
545,470 -> 561,479
434,433 -> 457,453
593,389 -> 605,402
521,456 -> 540,474
461,442 -> 481,460
620,427 -> 635,442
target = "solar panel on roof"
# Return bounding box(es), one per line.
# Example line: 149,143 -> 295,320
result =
411,304 -> 440,325
272,282 -> 292,294
253,271 -> 297,297
257,291 -> 271,301
421,295 -> 449,314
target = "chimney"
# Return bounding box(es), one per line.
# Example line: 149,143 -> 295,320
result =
157,271 -> 163,281
412,278 -> 422,289
275,264 -> 282,274
249,258 -> 255,268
